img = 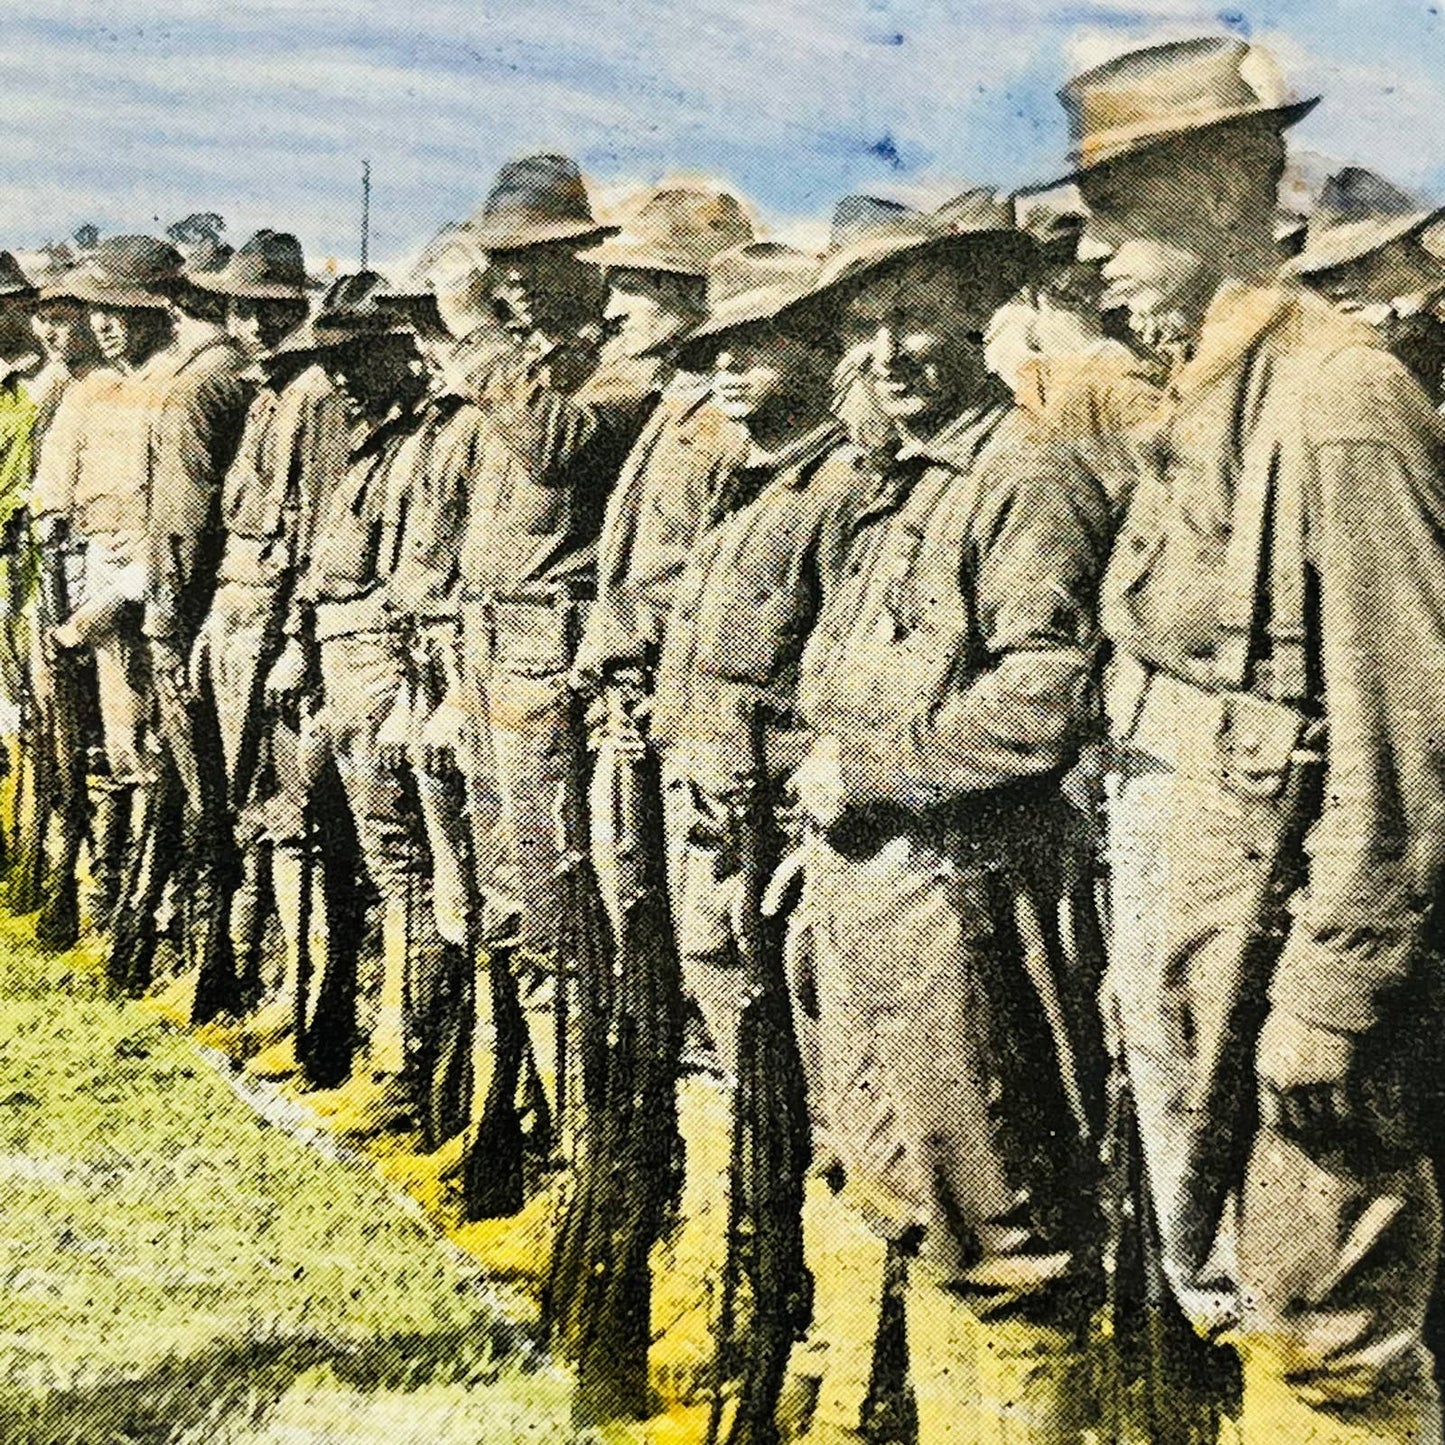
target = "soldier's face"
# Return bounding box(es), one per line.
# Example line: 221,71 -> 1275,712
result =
840,258 -> 995,426
711,330 -> 817,422
1078,128 -> 1283,343
488,243 -> 603,338
227,298 -> 307,357
604,268 -> 702,356
89,306 -> 168,366
31,301 -> 88,364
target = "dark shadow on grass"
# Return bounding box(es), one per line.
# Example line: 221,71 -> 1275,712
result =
0,1310 -> 549,1445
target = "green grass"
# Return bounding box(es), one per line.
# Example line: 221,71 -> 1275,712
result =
0,921 -> 575,1444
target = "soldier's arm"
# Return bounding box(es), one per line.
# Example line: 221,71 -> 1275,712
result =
1267,348 -> 1445,1037
835,442 -> 1111,809
144,363 -> 253,644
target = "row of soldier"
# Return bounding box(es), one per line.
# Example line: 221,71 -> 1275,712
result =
8,33 -> 1445,1445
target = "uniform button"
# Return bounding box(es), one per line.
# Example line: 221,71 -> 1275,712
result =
1129,534 -> 1148,552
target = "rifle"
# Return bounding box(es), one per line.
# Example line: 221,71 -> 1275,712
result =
31,523 -> 94,950
545,686 -> 682,1428
706,703 -> 813,1445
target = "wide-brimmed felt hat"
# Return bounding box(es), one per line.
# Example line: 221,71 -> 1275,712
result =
678,242 -> 824,356
1288,167 -> 1445,278
271,271 -> 412,358
806,189 -> 1032,307
580,187 -> 754,277
43,235 -> 184,308
1033,37 -> 1318,192
465,154 -> 616,255
0,252 -> 38,303
191,229 -> 311,300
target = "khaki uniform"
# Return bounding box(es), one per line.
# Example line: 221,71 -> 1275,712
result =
649,420 -> 855,1075
453,347 -> 660,1130
190,361 -> 348,1003
574,381 -> 749,954
292,400 -> 438,1077
794,402 -> 1113,1444
1102,283 -> 1445,1439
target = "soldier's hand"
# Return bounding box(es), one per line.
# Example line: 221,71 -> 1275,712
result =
419,692 -> 468,775
51,618 -> 84,653
265,639 -> 312,720
1256,1009 -> 1359,1140
378,686 -> 414,772
150,638 -> 192,703
791,737 -> 846,828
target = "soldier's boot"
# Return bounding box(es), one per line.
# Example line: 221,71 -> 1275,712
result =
320,896 -> 415,1139
85,781 -> 134,928
243,845 -> 308,1056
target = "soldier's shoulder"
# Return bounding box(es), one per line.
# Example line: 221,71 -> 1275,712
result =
1282,293 -> 1439,443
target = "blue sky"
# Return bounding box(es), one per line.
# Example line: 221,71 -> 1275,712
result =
4,1 -> 1443,269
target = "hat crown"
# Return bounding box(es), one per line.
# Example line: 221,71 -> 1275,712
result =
473,153 -> 598,236
82,235 -> 184,292
828,196 -> 937,253
706,241 -> 819,312
1060,36 -> 1305,170
592,187 -> 754,274
0,251 -> 36,298
1316,167 -> 1425,230
228,229 -> 308,289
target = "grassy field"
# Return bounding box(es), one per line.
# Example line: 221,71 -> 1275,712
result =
0,919 -> 574,1445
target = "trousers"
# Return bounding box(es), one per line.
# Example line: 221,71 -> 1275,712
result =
1106,669 -> 1441,1442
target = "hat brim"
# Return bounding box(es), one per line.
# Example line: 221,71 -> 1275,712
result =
576,237 -> 712,276
808,227 -> 1036,310
269,319 -> 411,359
1289,206 -> 1445,278
1021,95 -> 1321,196
189,274 -> 311,302
40,276 -> 173,309
677,284 -> 824,356
464,218 -> 618,257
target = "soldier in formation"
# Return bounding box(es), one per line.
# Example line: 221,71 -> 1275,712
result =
11,33 -> 1445,1445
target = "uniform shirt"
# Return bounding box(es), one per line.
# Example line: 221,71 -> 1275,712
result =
456,348 -> 662,601
143,331 -> 253,642
650,419 -> 856,776
0,366 -> 38,533
296,400 -> 425,616
1103,282 -> 1445,1035
576,378 -> 750,682
31,332 -> 251,641
382,392 -> 486,624
218,362 -> 347,576
798,401 -> 1112,814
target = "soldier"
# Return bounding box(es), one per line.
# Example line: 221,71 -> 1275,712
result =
9,257 -> 103,923
452,154 -> 663,1182
263,276 -> 441,1132
786,193 -> 1110,1444
1286,166 -> 1445,400
185,230 -> 347,1070
648,241 -> 848,1076
32,237 -> 251,992
1057,36 -> 1445,1442
570,187 -> 754,934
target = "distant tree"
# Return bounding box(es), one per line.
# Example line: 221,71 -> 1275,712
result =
166,213 -> 226,250
72,224 -> 100,252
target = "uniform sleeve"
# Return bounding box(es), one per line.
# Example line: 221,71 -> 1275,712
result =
144,361 -> 253,642
1268,349 -> 1445,1033
30,380 -> 86,522
575,400 -> 671,684
838,441 -> 1112,807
